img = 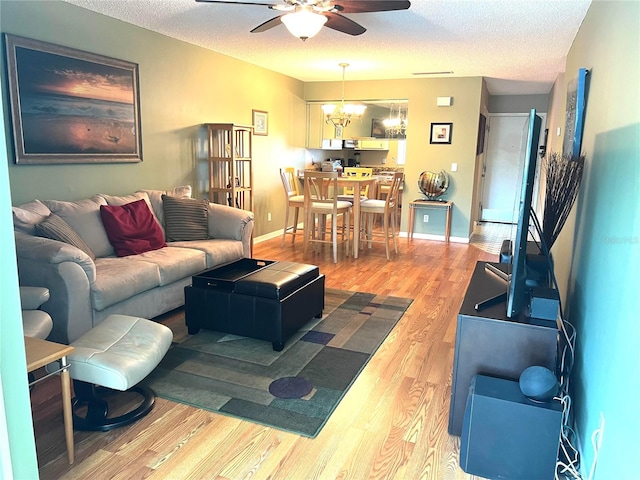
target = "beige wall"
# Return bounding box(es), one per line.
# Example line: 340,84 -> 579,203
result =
1,1 -> 307,237
305,77 -> 483,238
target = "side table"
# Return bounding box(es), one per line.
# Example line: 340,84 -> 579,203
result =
408,200 -> 453,242
25,336 -> 75,464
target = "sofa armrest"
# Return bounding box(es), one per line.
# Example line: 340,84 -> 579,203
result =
19,286 -> 50,310
207,203 -> 254,257
15,232 -> 97,344
15,232 -> 96,282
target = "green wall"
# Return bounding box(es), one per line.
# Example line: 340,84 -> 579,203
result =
1,0 -> 307,238
546,2 -> 639,478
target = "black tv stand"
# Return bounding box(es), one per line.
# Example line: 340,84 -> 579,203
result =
448,261 -> 558,436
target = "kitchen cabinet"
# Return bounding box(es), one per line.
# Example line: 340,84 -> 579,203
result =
306,103 -> 324,148
356,139 -> 389,150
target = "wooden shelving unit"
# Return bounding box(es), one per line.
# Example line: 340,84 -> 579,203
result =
205,123 -> 253,211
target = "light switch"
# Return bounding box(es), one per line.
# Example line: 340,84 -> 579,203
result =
451,163 -> 458,172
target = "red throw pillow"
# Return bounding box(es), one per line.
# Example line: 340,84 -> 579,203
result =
100,199 -> 166,257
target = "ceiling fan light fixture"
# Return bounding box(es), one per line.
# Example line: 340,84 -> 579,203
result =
281,8 -> 327,41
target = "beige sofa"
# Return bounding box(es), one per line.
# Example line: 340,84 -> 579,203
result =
13,186 -> 254,344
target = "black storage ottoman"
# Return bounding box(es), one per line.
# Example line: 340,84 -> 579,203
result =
184,259 -> 325,351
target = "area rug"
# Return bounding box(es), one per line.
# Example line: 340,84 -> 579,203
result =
143,289 -> 412,438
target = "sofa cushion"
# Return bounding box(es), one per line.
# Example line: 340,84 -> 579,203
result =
169,239 -> 244,269
35,213 -> 96,260
43,197 -> 114,258
12,200 -> 51,234
94,191 -> 154,210
162,195 -> 209,242
137,185 -> 192,229
92,257 -> 161,311
134,246 -> 206,285
100,199 -> 166,257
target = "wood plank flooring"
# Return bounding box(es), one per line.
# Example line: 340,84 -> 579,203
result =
31,234 -> 494,479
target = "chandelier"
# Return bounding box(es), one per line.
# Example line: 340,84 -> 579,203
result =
281,7 -> 327,41
321,63 -> 366,129
383,103 -> 408,138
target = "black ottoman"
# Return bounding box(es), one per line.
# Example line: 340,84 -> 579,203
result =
184,259 -> 325,351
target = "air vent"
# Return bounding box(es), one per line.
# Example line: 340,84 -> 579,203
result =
412,71 -> 454,76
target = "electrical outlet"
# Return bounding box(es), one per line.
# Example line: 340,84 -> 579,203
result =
267,212 -> 272,221
423,214 -> 429,222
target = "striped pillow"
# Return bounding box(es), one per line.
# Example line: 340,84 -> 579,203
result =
35,214 -> 96,260
162,195 -> 209,242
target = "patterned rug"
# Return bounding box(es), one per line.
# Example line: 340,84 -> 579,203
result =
143,289 -> 412,438
470,222 -> 514,255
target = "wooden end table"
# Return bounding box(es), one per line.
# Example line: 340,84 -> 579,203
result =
25,336 -> 75,464
407,200 -> 453,242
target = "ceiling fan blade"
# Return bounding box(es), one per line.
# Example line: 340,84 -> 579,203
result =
323,12 -> 366,35
195,0 -> 279,6
333,0 -> 411,14
250,15 -> 283,33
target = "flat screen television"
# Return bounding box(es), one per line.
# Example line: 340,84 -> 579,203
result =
506,109 -> 542,318
475,109 -> 543,318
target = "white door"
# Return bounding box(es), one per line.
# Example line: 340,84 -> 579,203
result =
479,114 -> 546,223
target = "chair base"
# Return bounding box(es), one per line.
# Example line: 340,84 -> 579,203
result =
72,380 -> 155,432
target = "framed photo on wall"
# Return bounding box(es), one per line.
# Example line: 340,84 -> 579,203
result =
252,109 -> 268,136
430,122 -> 453,144
4,34 -> 143,164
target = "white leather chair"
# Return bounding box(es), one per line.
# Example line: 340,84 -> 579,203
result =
20,286 -> 53,339
68,314 -> 172,431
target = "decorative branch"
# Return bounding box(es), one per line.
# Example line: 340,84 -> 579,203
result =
542,152 -> 586,249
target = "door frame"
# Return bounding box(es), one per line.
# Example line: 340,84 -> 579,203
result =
476,112 -> 547,224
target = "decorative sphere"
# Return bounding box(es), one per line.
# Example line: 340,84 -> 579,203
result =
519,366 -> 559,402
418,170 -> 450,199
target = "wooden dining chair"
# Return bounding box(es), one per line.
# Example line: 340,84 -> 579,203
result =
303,170 -> 352,263
279,168 -> 305,246
338,167 -> 373,202
359,172 -> 404,260
284,167 -> 300,196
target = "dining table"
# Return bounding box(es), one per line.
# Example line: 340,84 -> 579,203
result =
299,171 -> 379,260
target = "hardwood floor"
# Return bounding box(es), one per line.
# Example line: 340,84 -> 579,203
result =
31,235 -> 494,479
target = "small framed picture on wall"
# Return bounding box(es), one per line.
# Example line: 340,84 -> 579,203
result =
430,122 -> 453,144
252,109 -> 268,136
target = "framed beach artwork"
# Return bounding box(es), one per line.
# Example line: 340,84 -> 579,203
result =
4,34 -> 142,164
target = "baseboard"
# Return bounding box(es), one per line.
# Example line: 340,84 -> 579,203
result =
256,229 -> 470,245
401,232 -> 469,244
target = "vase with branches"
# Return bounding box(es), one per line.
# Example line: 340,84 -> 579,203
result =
541,151 -> 586,250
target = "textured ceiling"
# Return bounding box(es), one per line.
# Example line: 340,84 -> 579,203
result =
62,0 -> 591,95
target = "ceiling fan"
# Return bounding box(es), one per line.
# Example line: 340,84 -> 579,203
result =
195,0 -> 411,40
